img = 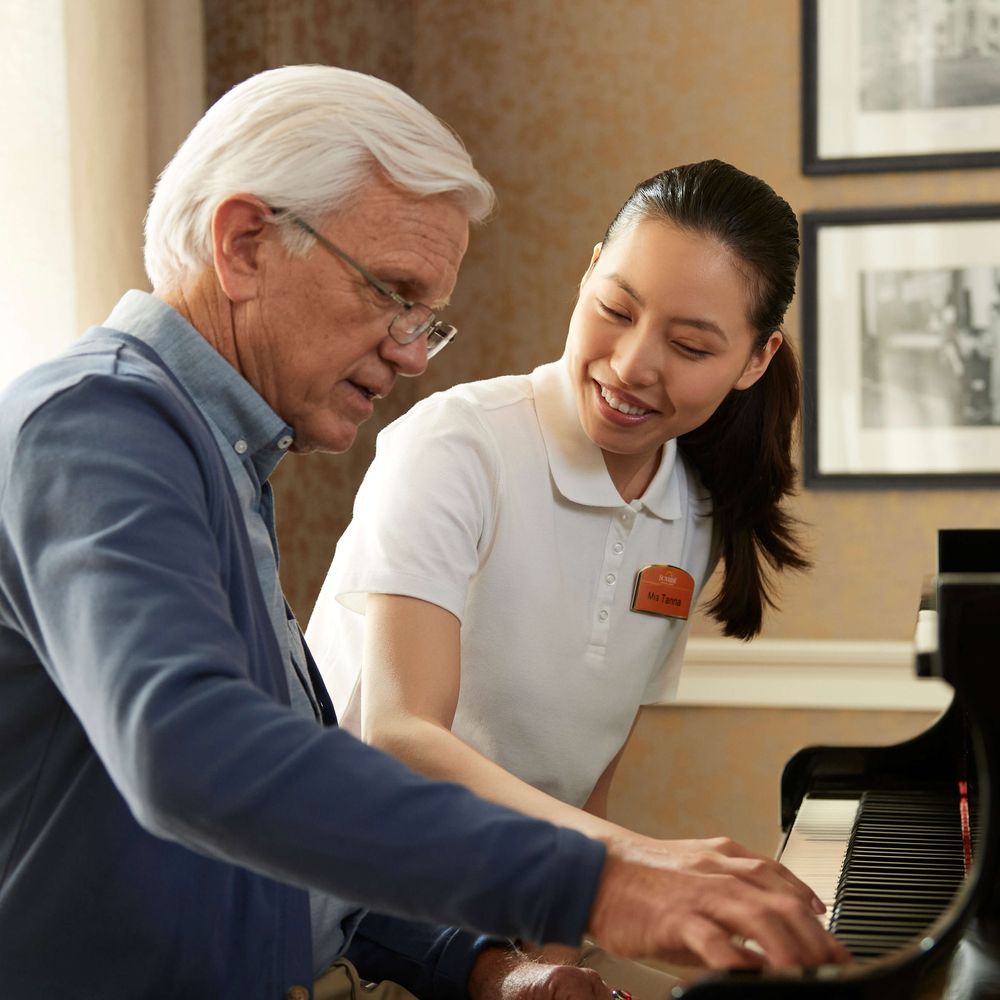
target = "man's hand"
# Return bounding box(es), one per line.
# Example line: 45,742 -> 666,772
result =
587,847 -> 853,970
632,835 -> 827,915
469,946 -> 611,1000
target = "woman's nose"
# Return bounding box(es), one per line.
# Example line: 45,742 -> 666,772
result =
610,325 -> 660,387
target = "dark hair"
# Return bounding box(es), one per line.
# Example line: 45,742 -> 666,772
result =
603,159 -> 808,639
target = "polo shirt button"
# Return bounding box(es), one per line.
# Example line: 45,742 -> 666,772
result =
598,609 -> 609,622
277,434 -> 294,450
613,542 -> 624,554
285,986 -> 310,1000
234,439 -> 248,455
605,573 -> 616,585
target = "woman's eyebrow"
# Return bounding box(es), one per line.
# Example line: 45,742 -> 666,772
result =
604,272 -> 728,341
605,272 -> 644,305
670,316 -> 728,341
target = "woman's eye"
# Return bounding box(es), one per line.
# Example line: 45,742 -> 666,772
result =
676,342 -> 712,359
597,300 -> 630,321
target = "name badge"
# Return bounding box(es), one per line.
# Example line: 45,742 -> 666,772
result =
630,564 -> 694,620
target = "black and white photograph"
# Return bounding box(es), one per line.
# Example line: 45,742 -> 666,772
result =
802,205 -> 1000,485
803,0 -> 1000,172
861,265 -> 1000,429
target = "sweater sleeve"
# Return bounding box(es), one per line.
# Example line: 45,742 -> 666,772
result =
0,364 -> 605,948
345,912 -> 508,1000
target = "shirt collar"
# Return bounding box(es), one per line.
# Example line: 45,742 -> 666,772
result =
531,359 -> 682,520
102,291 -> 294,482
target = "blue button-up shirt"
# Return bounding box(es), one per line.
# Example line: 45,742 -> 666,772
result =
0,291 -> 605,998
102,291 -> 351,970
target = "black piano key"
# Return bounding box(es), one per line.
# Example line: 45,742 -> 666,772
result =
826,787 -> 970,961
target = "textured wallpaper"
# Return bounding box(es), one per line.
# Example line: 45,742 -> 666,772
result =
207,0 -> 1000,637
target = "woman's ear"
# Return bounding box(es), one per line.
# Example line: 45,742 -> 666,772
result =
211,194 -> 274,303
734,331 -> 783,390
580,242 -> 603,287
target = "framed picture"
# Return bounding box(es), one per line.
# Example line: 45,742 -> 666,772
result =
800,204 -> 1000,487
802,0 -> 1000,174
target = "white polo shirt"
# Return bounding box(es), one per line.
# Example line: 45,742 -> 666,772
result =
306,359 -> 716,807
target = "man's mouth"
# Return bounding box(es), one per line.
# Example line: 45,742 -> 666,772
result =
349,380 -> 381,401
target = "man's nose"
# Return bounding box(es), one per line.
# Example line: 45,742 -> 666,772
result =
381,332 -> 429,378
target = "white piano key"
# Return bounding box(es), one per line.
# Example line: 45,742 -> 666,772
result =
915,609 -> 938,655
779,795 -> 861,928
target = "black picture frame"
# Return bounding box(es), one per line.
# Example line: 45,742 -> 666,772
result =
802,0 -> 1000,175
801,203 -> 1000,488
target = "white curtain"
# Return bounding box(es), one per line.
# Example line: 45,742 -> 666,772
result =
0,0 -> 205,388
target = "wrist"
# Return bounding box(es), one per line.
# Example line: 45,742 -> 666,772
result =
468,942 -> 522,1000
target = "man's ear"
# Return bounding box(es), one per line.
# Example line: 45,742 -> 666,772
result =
211,195 -> 274,303
580,242 -> 603,287
734,331 -> 783,390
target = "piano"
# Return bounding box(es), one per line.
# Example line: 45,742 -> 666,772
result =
673,529 -> 1000,999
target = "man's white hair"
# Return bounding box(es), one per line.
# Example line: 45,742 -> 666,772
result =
144,65 -> 495,291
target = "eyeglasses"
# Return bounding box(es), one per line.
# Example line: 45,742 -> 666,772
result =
270,210 -> 457,360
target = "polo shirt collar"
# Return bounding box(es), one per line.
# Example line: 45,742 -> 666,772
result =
102,290 -> 294,482
531,358 -> 682,520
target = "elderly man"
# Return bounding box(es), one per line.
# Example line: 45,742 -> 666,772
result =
0,66 -> 847,1000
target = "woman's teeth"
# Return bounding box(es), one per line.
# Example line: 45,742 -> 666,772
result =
601,386 -> 650,416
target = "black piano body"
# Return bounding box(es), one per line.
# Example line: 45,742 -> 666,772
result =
673,530 -> 1000,999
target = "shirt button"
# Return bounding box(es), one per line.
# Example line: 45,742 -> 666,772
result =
234,439 -> 248,455
620,511 -> 632,524
613,542 -> 624,554
598,609 -> 609,622
277,434 -> 294,450
605,573 -> 616,585
286,987 -> 310,1000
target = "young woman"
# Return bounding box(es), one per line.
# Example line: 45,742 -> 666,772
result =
306,159 -> 811,886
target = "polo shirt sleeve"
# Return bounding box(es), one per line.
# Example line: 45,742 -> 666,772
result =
0,367 -> 606,948
331,395 -> 500,621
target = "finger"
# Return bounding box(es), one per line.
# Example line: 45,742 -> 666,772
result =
697,840 -> 826,914
724,896 -> 846,969
716,856 -> 825,915
678,915 -> 767,970
771,860 -> 828,914
548,965 -> 608,1000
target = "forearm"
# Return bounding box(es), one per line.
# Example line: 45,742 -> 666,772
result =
366,713 -> 636,846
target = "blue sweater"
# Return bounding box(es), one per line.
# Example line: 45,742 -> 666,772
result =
0,307 -> 605,999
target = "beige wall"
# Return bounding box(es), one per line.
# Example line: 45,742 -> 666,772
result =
607,704 -> 938,853
206,0 -> 1000,640
204,0 -> 975,847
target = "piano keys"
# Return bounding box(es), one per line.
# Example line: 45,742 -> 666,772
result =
671,529 -> 1000,998
783,790 -> 970,960
777,795 -> 860,927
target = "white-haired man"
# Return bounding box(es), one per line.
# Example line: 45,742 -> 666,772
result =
0,66 -> 847,1000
